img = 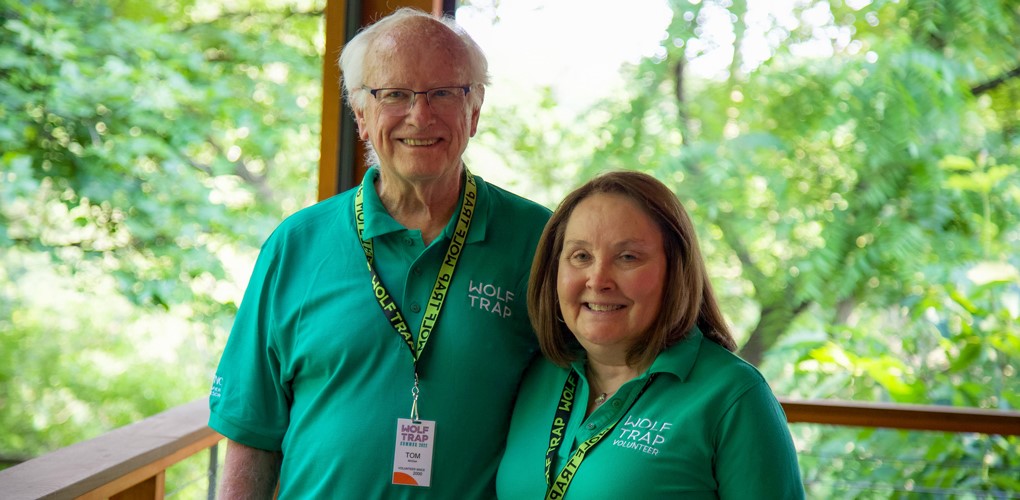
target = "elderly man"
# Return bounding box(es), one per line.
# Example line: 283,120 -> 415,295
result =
208,8 -> 550,499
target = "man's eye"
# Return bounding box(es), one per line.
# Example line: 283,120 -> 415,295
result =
381,90 -> 410,100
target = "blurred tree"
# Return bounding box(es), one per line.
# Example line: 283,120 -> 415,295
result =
0,0 -> 323,459
477,1 -> 1019,492
505,0 -> 1020,367
465,24 -> 1020,498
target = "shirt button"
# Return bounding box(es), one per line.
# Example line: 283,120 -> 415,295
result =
612,400 -> 623,408
410,303 -> 421,313
403,236 -> 414,246
586,423 -> 596,430
412,267 -> 422,276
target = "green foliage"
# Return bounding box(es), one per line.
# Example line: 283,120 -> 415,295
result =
0,0 -> 323,461
470,0 -> 1019,493
480,0 -> 1020,364
2,0 -> 1018,494
767,261 -> 1019,406
795,425 -> 1020,498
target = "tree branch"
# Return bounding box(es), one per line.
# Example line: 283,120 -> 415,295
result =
206,136 -> 276,203
971,64 -> 1020,95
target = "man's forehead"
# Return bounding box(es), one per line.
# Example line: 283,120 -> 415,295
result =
366,24 -> 469,83
372,19 -> 463,56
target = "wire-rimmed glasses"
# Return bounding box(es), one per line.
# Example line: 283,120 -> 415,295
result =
363,85 -> 472,116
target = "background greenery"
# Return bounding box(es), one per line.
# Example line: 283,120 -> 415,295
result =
0,0 -> 322,464
2,0 -> 1018,496
467,0 -> 1020,495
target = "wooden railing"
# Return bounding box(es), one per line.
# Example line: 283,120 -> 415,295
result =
1,398 -> 1018,499
0,399 -> 222,499
780,397 -> 1020,435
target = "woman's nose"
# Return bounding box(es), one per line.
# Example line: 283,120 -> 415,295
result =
585,261 -> 614,291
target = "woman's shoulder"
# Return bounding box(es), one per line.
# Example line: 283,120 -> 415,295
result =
522,354 -> 569,379
691,339 -> 768,387
518,355 -> 574,393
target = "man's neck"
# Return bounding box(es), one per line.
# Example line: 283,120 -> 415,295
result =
375,168 -> 463,246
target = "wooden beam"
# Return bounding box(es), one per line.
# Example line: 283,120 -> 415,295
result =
106,472 -> 164,500
317,0 -> 345,202
779,398 -> 1020,436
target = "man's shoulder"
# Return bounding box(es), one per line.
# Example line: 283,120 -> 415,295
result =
280,191 -> 354,229
263,191 -> 355,248
477,178 -> 552,220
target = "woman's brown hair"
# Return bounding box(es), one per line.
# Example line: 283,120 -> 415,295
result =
527,171 -> 737,368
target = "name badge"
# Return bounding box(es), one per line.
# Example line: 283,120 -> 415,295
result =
392,418 -> 435,487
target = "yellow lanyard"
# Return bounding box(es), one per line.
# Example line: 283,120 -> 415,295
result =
354,172 -> 477,365
544,370 -> 656,499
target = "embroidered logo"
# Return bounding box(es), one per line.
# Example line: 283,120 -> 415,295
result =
210,375 -> 224,399
612,415 -> 673,456
468,280 -> 514,318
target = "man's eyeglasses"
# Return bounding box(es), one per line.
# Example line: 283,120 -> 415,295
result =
363,85 -> 472,116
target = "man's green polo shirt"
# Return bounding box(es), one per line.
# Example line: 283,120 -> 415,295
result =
209,167 -> 551,499
497,328 -> 805,499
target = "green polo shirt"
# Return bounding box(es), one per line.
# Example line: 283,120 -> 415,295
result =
496,328 -> 805,499
209,167 -> 551,499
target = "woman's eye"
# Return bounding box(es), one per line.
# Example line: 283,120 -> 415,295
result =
567,251 -> 591,263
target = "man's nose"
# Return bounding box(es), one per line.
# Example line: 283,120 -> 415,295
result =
405,93 -> 435,123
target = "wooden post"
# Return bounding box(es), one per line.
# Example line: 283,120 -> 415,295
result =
106,472 -> 165,500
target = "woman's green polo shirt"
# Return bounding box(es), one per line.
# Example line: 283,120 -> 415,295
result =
209,167 -> 550,499
497,328 -> 805,499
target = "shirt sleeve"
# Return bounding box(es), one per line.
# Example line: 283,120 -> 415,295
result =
714,380 -> 806,499
208,234 -> 292,451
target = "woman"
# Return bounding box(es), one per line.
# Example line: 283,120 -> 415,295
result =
497,171 -> 804,499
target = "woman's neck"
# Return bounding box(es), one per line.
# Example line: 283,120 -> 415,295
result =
584,358 -> 643,415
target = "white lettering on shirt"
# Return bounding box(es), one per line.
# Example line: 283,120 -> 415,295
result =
468,280 -> 514,318
613,415 -> 674,455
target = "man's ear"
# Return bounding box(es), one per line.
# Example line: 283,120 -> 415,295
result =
469,87 -> 485,137
354,108 -> 369,140
469,106 -> 481,137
